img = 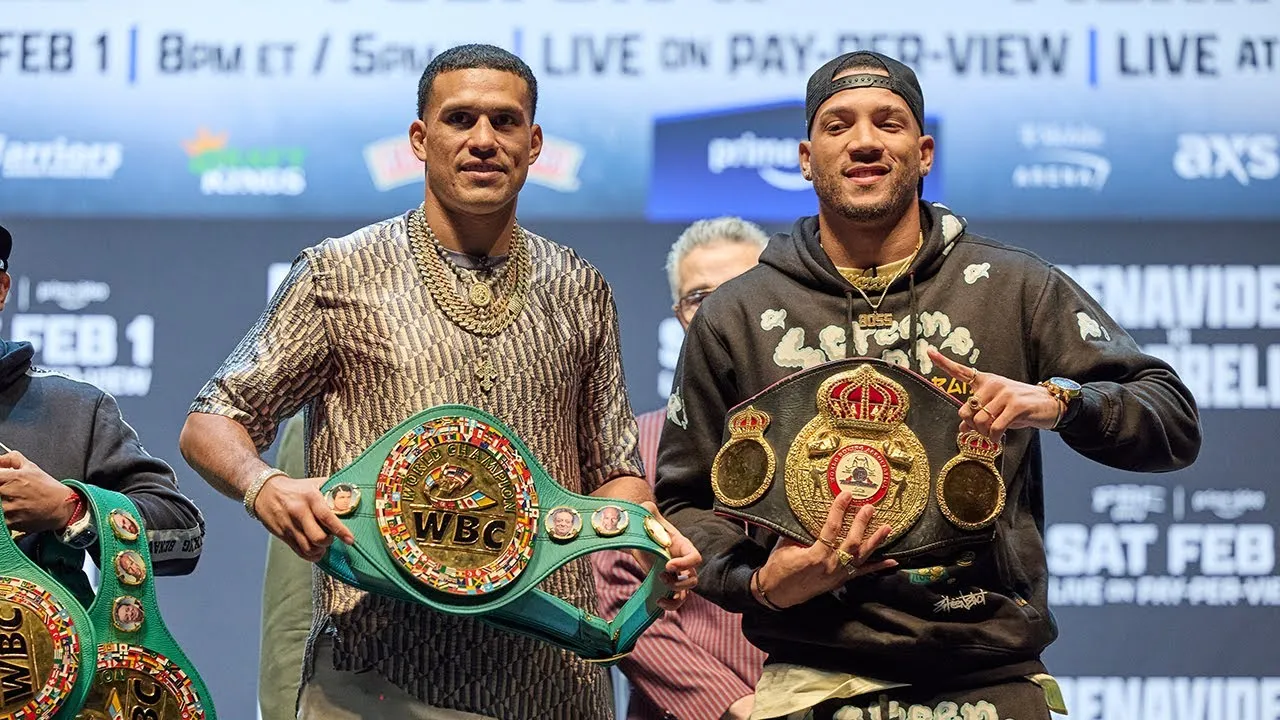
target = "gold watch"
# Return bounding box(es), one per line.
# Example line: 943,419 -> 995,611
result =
1039,377 -> 1081,429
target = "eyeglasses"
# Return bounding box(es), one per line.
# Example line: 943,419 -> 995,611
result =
673,287 -> 716,316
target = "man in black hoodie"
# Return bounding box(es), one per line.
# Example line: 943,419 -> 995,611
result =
655,52 -> 1200,719
0,223 -> 204,576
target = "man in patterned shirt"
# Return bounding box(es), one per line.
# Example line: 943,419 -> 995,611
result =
179,44 -> 700,720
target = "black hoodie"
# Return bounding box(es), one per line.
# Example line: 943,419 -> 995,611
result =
656,201 -> 1200,686
0,338 -> 205,575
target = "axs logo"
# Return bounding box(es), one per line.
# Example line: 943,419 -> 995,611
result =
1173,133 -> 1279,185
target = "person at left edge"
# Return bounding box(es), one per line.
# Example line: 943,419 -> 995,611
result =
178,44 -> 699,720
0,222 -> 206,574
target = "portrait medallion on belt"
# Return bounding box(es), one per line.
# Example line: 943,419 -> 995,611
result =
76,643 -> 206,720
375,415 -> 538,596
936,431 -> 1006,530
0,576 -> 81,720
711,406 -> 776,508
785,365 -> 930,545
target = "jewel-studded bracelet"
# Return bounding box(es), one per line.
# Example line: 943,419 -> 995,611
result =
243,467 -> 287,520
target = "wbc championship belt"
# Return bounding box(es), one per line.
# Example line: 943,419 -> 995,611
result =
0,498 -> 96,719
58,480 -> 217,720
711,358 -> 1007,564
316,404 -> 674,664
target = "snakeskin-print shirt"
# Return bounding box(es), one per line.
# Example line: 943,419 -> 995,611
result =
191,210 -> 641,719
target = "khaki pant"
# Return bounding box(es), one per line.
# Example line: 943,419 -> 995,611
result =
298,638 -> 497,720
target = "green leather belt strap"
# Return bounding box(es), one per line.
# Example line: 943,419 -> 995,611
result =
317,404 -> 673,664
63,479 -> 217,720
0,500 -> 95,719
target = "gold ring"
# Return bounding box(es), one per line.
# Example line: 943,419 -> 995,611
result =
817,536 -> 840,553
967,396 -> 982,410
836,548 -> 856,567
975,405 -> 991,418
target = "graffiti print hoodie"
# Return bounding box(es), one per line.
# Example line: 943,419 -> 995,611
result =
656,201 -> 1201,686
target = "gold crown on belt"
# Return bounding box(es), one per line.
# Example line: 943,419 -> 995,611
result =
728,406 -> 771,437
818,365 -> 910,432
956,430 -> 1002,460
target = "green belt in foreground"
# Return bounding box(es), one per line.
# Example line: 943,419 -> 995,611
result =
317,404 -> 673,664
0,493 -> 95,719
61,480 -> 217,720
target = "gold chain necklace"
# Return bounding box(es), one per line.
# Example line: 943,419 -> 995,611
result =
406,207 -> 532,393
849,232 -> 923,328
406,207 -> 531,339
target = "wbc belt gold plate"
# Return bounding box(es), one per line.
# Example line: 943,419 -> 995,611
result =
375,416 -> 538,595
0,576 -> 80,720
77,643 -> 205,720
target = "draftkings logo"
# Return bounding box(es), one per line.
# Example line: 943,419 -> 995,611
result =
183,127 -> 306,196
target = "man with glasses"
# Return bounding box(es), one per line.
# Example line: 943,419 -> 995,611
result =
593,217 -> 768,720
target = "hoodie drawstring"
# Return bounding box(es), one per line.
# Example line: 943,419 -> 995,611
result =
908,271 -> 919,373
844,290 -> 855,339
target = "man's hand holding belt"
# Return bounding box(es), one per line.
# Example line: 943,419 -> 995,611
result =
0,449 -> 89,535
750,491 -> 898,610
245,468 -> 354,563
632,499 -> 701,611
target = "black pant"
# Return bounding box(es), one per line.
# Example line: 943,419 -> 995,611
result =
810,679 -> 1051,720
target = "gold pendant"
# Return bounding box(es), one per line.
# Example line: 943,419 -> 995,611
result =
469,282 -> 493,308
476,358 -> 498,394
858,312 -> 896,329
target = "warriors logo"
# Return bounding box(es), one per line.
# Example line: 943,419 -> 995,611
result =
375,416 -> 538,596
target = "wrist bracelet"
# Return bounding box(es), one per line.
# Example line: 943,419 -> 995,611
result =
1050,398 -> 1066,431
243,467 -> 287,520
58,490 -> 97,548
751,568 -> 784,612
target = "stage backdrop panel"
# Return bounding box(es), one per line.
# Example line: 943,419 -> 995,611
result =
1,0 -> 1278,220
0,215 -> 1275,719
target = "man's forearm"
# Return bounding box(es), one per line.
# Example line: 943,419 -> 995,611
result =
591,474 -> 652,504
179,412 -> 275,501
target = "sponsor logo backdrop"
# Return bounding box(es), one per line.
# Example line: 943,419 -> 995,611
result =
2,2 -> 1277,719
1,0 -> 1278,219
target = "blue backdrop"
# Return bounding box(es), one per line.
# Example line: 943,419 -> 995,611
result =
2,1 -> 1278,719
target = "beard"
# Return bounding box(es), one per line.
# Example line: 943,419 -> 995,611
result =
813,164 -> 919,223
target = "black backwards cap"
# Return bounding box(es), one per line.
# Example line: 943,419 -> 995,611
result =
0,224 -> 10,273
805,50 -> 925,136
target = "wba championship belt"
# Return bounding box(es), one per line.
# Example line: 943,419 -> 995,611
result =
317,405 -> 673,664
0,499 -> 96,719
60,480 -> 217,720
711,358 -> 1007,565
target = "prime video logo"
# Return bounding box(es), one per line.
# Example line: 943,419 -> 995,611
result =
706,131 -> 810,191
